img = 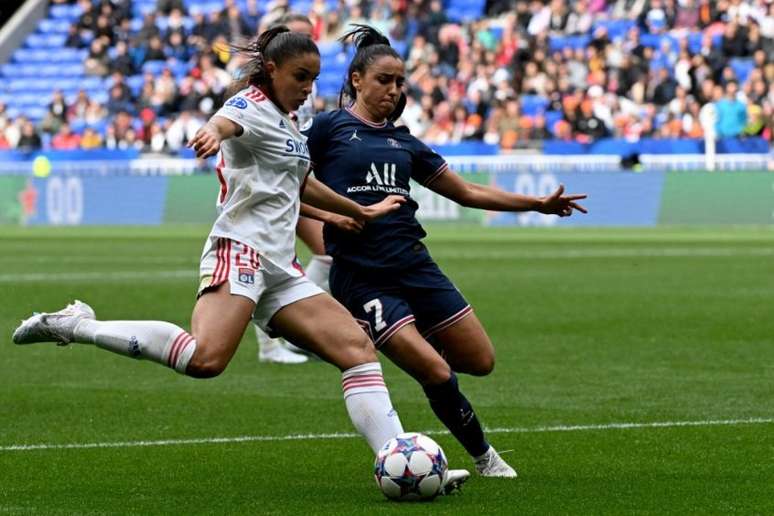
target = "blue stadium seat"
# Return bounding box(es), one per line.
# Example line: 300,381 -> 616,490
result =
25,33 -> 67,48
38,19 -> 72,33
142,60 -> 168,76
730,58 -> 754,84
48,4 -> 83,20
521,95 -> 549,116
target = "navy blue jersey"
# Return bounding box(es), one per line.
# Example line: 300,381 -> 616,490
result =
303,107 -> 448,269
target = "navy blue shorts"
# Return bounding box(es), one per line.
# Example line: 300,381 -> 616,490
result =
330,256 -> 472,348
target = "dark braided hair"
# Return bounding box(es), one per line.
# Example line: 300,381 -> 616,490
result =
338,24 -> 406,122
228,25 -> 319,98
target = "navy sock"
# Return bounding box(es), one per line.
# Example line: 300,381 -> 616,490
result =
423,372 -> 489,458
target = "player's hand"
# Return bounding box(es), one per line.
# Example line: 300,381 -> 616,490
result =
329,214 -> 365,233
188,124 -> 221,159
360,195 -> 406,221
537,184 -> 588,217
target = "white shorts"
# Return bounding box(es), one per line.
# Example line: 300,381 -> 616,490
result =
198,237 -> 324,333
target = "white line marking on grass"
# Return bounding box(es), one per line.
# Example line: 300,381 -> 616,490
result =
0,270 -> 195,283
434,248 -> 774,260
2,417 -> 772,453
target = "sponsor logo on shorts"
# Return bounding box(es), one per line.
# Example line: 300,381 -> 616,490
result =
238,268 -> 255,284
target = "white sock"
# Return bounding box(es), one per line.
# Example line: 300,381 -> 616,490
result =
74,320 -> 197,374
305,254 -> 332,292
342,362 -> 404,454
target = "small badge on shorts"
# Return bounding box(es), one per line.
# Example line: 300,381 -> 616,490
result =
238,268 -> 255,285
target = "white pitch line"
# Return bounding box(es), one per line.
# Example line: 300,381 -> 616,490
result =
2,417 -> 772,453
0,270 -> 195,283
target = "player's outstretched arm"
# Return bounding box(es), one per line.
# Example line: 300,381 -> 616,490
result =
302,177 -> 405,221
187,116 -> 243,159
299,203 -> 364,233
428,169 -> 587,216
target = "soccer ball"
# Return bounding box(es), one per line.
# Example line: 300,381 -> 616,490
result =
374,432 -> 448,501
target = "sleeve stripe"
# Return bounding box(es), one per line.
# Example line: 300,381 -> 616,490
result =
423,162 -> 449,186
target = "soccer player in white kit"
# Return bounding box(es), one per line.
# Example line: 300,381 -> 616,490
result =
253,13 -> 336,364
12,27 -> 408,459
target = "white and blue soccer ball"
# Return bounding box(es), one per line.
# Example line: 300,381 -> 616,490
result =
374,432 -> 448,501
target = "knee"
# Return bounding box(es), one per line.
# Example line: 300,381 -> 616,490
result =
339,330 -> 378,369
461,351 -> 495,377
185,345 -> 229,379
420,361 -> 453,386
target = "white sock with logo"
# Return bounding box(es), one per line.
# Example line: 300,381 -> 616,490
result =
74,319 -> 196,374
305,254 -> 332,292
341,362 -> 404,454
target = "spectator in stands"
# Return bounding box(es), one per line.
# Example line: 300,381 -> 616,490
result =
51,123 -> 81,150
111,41 -> 136,76
76,0 -> 97,33
244,0 -> 262,33
16,121 -> 42,151
107,85 -> 136,115
84,100 -> 108,126
157,0 -> 186,16
153,68 -> 178,115
652,68 -> 679,105
48,90 -> 68,124
94,15 -> 115,46
64,24 -> 84,48
142,36 -> 168,64
716,80 -> 748,137
85,38 -> 110,76
224,3 -> 252,41
66,90 -> 90,122
165,30 -> 191,64
138,13 -> 161,43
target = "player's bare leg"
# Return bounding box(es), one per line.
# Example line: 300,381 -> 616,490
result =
256,216 -> 329,363
269,292 -> 402,453
13,283 -> 255,378
432,313 -> 517,477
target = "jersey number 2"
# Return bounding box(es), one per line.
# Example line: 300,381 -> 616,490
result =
364,299 -> 387,331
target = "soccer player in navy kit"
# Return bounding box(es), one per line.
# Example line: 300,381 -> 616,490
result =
303,25 -> 588,477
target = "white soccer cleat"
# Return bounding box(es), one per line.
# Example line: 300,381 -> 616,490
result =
258,339 -> 309,364
440,468 -> 470,495
12,300 -> 95,346
475,447 -> 518,478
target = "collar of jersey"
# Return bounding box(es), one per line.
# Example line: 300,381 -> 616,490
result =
251,86 -> 295,124
345,106 -> 388,128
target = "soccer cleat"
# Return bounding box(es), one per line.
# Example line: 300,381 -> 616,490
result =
258,339 -> 309,364
12,300 -> 95,346
474,447 -> 518,478
440,468 -> 470,495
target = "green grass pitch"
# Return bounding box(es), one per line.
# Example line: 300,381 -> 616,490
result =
1,225 -> 773,515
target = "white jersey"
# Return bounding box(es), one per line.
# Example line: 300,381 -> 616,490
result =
208,86 -> 311,277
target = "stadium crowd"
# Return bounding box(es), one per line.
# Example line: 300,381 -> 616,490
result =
0,0 -> 772,153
